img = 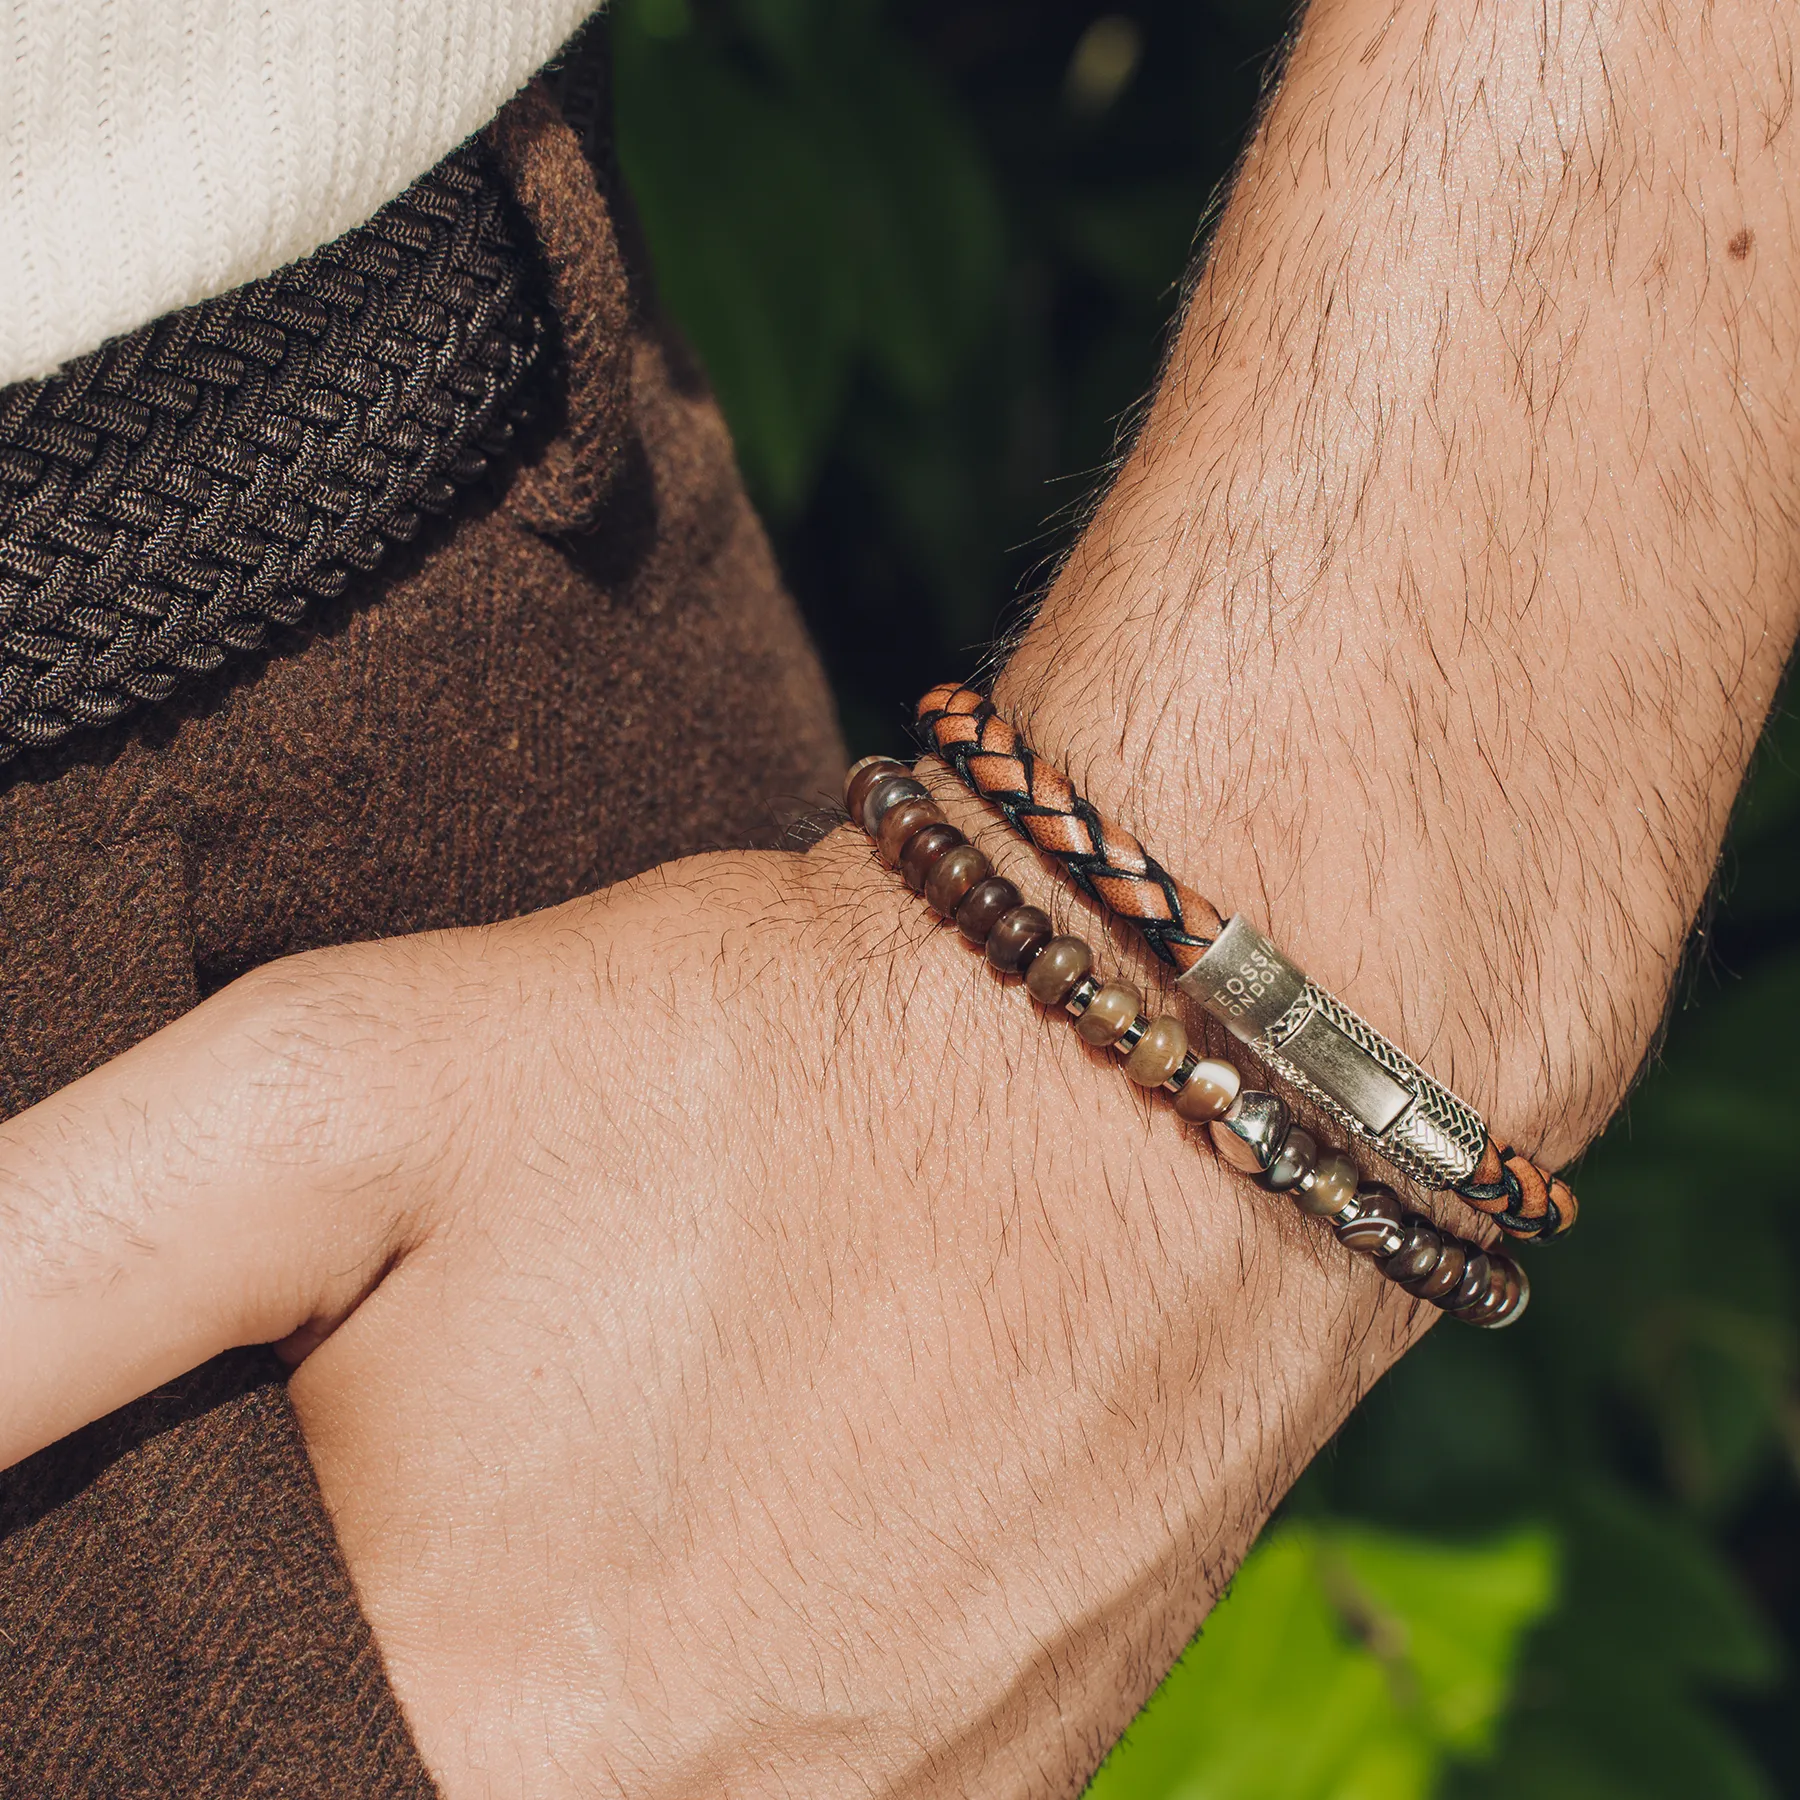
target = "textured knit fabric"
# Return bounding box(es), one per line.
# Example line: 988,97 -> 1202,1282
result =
0,0 -> 602,385
0,78 -> 845,1795
0,139 -> 551,767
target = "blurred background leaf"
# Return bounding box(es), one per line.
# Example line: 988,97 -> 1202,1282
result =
606,0 -> 1800,1791
1084,1526 -> 1556,1800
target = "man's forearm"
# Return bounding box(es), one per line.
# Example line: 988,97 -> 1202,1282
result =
923,1 -> 1800,1780
1003,0 -> 1800,1164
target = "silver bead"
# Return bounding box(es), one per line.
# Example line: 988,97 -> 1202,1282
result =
1114,1015 -> 1150,1055
1259,1126 -> 1318,1193
1208,1091 -> 1291,1176
860,773 -> 929,836
1064,973 -> 1100,1017
1176,914 -> 1488,1191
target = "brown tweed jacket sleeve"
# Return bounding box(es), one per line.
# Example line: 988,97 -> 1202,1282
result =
0,76 -> 843,1798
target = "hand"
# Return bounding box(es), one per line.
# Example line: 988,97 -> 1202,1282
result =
0,820 -> 1412,1798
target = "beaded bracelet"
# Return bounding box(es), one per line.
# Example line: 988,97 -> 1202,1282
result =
913,685 -> 1577,1245
845,755 -> 1530,1330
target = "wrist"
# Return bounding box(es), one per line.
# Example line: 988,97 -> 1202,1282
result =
996,540 -> 1639,1170
782,814 -> 1428,1791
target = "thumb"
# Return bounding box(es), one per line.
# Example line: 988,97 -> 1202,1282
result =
0,943 -> 456,1471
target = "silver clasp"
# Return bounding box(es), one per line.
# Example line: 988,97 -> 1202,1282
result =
1176,916 -> 1486,1190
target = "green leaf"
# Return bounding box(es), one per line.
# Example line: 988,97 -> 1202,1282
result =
821,50 -> 1004,405
1329,1526 -> 1557,1755
1560,1482 -> 1781,1690
613,0 -> 1001,513
614,6 -> 859,510
1085,1524 -> 1557,1800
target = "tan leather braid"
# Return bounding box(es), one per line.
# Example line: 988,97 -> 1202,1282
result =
916,683 -> 1222,971
916,683 -> 1576,1242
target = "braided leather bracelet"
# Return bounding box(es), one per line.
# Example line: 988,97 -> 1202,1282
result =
913,685 -> 1576,1244
845,755 -> 1529,1328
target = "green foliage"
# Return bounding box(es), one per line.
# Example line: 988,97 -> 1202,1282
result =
614,0 -> 1002,514
1452,1484 -> 1782,1800
1086,1527 -> 1556,1800
609,2 -> 1800,1792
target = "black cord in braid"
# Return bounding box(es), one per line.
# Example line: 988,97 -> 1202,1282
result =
917,687 -> 1215,971
1456,1159 -> 1568,1242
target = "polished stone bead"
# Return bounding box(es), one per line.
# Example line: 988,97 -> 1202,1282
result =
1405,1237 -> 1466,1300
1074,979 -> 1142,1046
861,773 -> 929,837
1173,1057 -> 1240,1122
1209,1091 -> 1291,1174
876,797 -> 945,866
1336,1186 -> 1405,1257
1024,936 -> 1093,1005
986,905 -> 1053,974
1441,1250 -> 1492,1314
1259,1125 -> 1318,1193
1456,1281 -> 1507,1327
844,756 -> 907,823
1483,1258 -> 1531,1328
1383,1221 -> 1444,1286
1456,1254 -> 1525,1326
1294,1149 -> 1359,1217
924,844 -> 991,917
956,876 -> 1024,945
1124,1016 -> 1188,1087
898,823 -> 963,893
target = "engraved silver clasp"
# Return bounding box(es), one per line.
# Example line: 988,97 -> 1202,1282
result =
1176,916 -> 1486,1190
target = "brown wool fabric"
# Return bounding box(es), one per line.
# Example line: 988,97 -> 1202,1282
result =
0,80 -> 844,1799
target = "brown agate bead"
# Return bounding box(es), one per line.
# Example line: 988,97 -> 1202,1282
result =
1406,1238 -> 1466,1301
924,844 -> 991,917
1337,1186 -> 1405,1257
1173,1058 -> 1239,1122
1384,1221 -> 1444,1286
844,756 -> 906,826
860,772 -> 928,836
1075,979 -> 1142,1046
956,876 -> 1023,945
986,905 -> 1053,974
1456,1254 -> 1522,1326
1443,1250 -> 1492,1314
898,823 -> 963,893
1124,1016 -> 1188,1087
876,798 -> 944,865
1488,1257 -> 1530,1327
1260,1125 -> 1318,1193
1295,1149 -> 1358,1217
1024,936 -> 1092,1005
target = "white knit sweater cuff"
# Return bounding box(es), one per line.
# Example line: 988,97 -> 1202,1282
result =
0,0 -> 602,388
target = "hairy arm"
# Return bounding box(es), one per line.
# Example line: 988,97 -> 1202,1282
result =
1008,0 -> 1800,1166
3,1 -> 1797,1795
